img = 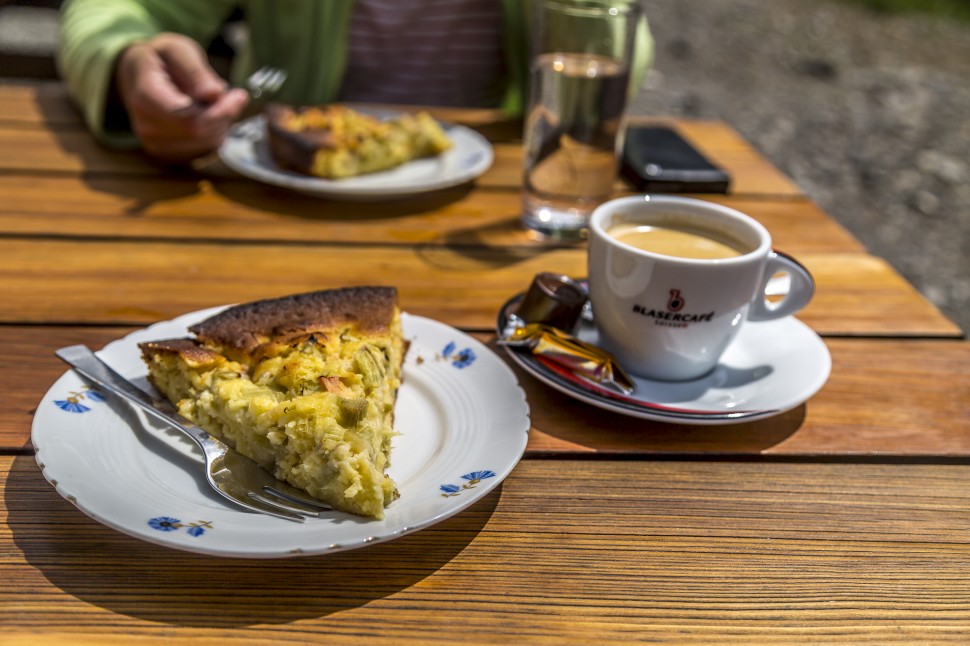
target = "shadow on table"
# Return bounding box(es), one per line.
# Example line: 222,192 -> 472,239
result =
206,177 -> 479,221
34,99 -> 201,207
7,454 -> 497,628
415,220 -> 559,275
527,390 -> 806,455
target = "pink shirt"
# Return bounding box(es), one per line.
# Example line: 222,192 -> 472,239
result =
338,0 -> 506,108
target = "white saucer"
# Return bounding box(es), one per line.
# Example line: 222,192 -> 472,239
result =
218,112 -> 494,201
497,295 -> 830,425
32,309 -> 529,558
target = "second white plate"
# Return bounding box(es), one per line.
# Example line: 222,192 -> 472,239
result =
219,113 -> 494,200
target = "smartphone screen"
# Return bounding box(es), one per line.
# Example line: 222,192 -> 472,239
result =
621,126 -> 731,193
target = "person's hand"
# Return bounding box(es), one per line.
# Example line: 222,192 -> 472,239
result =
115,33 -> 249,162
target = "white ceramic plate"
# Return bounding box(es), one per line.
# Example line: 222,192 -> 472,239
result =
218,113 -> 494,200
498,293 -> 830,425
32,310 -> 529,558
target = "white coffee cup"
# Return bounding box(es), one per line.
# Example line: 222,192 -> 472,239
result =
588,195 -> 815,381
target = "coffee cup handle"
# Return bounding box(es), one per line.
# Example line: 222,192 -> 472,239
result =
747,251 -> 815,322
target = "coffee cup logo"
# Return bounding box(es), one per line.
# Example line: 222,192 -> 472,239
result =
632,288 -> 714,328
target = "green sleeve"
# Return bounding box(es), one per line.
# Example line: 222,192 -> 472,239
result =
241,1 -> 354,107
57,0 -> 238,147
633,13 -> 655,95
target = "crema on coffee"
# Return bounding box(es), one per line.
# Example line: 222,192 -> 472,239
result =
608,223 -> 748,260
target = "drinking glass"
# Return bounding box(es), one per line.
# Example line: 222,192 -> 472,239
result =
520,0 -> 642,240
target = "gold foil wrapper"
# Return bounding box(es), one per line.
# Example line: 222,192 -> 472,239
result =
502,323 -> 635,395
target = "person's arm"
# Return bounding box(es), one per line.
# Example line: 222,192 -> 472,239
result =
57,0 -> 239,149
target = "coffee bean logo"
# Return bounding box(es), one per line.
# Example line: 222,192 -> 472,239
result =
667,289 -> 685,312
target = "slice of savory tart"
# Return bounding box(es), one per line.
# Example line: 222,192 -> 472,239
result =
265,103 -> 452,179
139,287 -> 406,519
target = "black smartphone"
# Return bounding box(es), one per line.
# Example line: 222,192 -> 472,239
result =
621,126 -> 731,193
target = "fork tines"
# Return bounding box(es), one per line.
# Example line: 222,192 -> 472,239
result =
246,66 -> 287,99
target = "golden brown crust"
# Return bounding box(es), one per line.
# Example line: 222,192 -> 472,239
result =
188,287 -> 398,359
138,287 -> 398,377
265,103 -> 384,175
139,338 -> 225,367
265,103 -> 319,174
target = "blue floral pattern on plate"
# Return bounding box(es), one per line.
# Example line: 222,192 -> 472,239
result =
440,470 -> 497,497
148,516 -> 213,537
442,342 -> 476,369
54,387 -> 105,413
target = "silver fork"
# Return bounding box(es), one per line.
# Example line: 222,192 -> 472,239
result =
237,65 -> 287,119
244,66 -> 287,100
174,65 -> 286,116
55,345 -> 330,523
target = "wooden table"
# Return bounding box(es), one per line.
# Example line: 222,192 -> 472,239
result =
2,80 -> 969,643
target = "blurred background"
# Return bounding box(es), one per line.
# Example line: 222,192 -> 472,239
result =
631,0 -> 970,334
2,0 -> 967,333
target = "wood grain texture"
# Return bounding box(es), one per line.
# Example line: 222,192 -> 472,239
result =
8,327 -> 968,457
0,81 -> 82,126
5,456 -> 970,643
0,174 -> 856,250
0,239 -> 958,336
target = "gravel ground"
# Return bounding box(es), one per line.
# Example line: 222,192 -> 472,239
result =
631,0 -> 970,335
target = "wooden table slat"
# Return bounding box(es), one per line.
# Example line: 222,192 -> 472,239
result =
0,81 -> 82,126
0,239 -> 958,336
5,456 -> 970,642
0,174 -> 854,250
521,337 -> 970,457
0,127 -> 804,198
6,327 -> 968,456
0,81 -> 802,198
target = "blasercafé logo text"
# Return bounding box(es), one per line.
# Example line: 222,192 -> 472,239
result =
631,289 -> 714,328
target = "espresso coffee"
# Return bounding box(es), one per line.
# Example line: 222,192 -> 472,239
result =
608,222 -> 747,260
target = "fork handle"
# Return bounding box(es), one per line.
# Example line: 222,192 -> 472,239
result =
55,345 -> 217,452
